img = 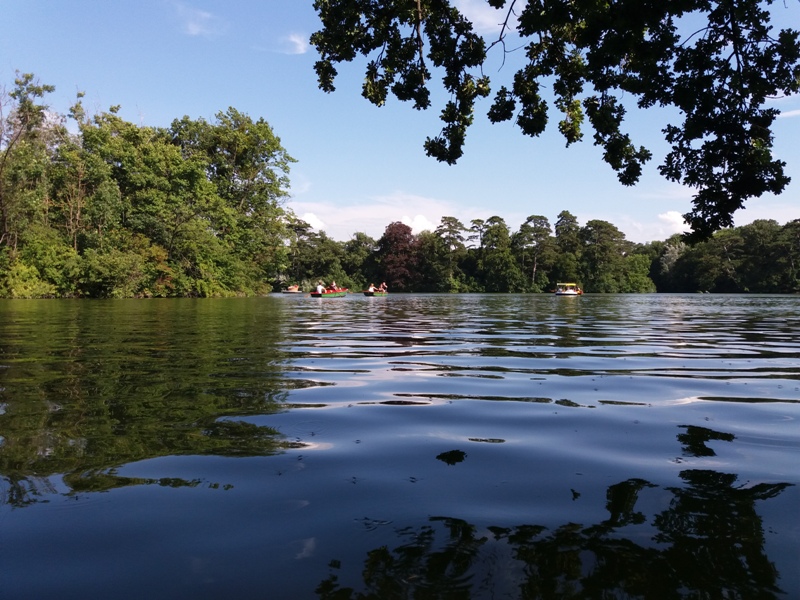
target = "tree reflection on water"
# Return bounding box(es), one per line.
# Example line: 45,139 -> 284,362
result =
677,424 -> 736,457
316,470 -> 792,599
0,298 -> 309,506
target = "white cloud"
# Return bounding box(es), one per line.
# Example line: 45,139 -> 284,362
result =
658,210 -> 691,234
175,3 -> 227,37
581,210 -> 690,244
608,200 -> 800,245
734,199 -> 800,226
618,211 -> 689,243
402,214 -> 437,234
292,187 -> 781,245
777,109 -> 800,119
252,33 -> 309,55
281,33 -> 309,55
301,212 -> 326,230
289,191 -> 479,241
294,537 -> 316,559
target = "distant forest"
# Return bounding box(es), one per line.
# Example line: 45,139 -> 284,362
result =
2,73 -> 799,298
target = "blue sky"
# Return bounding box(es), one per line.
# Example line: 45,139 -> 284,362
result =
3,0 -> 799,243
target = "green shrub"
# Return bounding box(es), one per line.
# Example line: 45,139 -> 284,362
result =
0,261 -> 57,298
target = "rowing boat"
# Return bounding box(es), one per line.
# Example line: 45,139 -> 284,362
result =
310,289 -> 348,298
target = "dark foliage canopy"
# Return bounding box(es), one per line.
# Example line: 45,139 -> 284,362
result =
311,0 -> 800,239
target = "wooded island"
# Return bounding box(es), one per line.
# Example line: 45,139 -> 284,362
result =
1,74 -> 798,297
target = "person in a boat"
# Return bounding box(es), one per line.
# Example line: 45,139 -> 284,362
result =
368,283 -> 376,292
328,280 -> 337,291
316,281 -> 325,294
378,282 -> 387,292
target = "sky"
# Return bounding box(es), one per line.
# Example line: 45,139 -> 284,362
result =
2,0 -> 800,244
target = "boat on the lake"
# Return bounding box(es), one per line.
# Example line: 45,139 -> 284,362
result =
282,285 -> 302,294
310,288 -> 348,298
363,290 -> 388,297
555,282 -> 582,296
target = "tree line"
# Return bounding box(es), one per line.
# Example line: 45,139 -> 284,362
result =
2,72 -> 799,298
284,214 -> 800,294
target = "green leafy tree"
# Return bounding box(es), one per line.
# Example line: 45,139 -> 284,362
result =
282,216 -> 313,287
621,254 -> 657,292
92,113 -> 236,294
415,229 -> 452,291
170,108 -> 296,283
291,228 -> 348,288
671,230 -> 745,293
552,210 -> 581,284
376,221 -> 418,291
50,106 -> 120,251
712,229 -> 746,292
580,219 -> 629,292
736,219 -> 784,292
342,231 -> 378,290
513,214 -> 555,292
468,218 -> 486,251
555,210 -> 581,255
627,240 -> 664,289
0,73 -> 56,251
778,220 -> 800,292
311,1 -> 800,239
76,230 -> 174,298
171,108 -> 294,215
434,216 -> 468,291
17,224 -> 81,296
650,236 -> 687,292
0,73 -> 301,298
81,107 -> 294,296
479,216 -> 524,292
0,260 -> 55,298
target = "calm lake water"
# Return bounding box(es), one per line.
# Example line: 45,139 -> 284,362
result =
1,294 -> 798,599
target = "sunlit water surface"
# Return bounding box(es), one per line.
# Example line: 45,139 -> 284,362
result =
1,294 -> 798,598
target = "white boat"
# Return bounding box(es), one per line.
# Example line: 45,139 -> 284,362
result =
555,282 -> 582,296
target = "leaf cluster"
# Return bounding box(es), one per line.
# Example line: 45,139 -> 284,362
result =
311,1 -> 800,238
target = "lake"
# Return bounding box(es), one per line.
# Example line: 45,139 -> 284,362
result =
1,294 -> 798,599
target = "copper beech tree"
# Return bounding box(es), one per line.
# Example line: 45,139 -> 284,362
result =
311,0 -> 800,239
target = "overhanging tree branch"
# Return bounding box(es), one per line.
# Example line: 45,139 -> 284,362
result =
310,0 -> 800,239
